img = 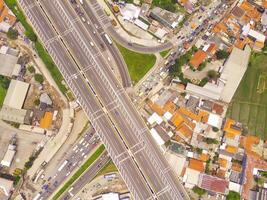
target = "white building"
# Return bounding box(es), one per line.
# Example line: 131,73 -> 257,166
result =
183,168 -> 200,189
0,80 -> 30,124
220,45 -> 251,103
120,4 -> 140,22
1,144 -> 16,167
3,79 -> 29,109
0,177 -> 13,199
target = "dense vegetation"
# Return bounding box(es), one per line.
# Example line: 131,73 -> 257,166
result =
4,0 -> 68,95
152,0 -> 177,12
226,191 -> 241,200
7,27 -> 18,40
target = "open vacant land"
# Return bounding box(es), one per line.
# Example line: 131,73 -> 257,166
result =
227,53 -> 267,139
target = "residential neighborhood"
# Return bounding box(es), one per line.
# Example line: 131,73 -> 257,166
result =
0,0 -> 267,200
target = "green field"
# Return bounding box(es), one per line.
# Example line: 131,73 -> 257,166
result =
52,145 -> 105,200
227,52 -> 267,139
116,43 -> 156,83
0,86 -> 7,106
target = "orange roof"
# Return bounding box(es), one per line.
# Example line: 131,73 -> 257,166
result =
177,124 -> 193,139
178,107 -> 201,122
172,135 -> 183,143
40,112 -> 53,129
217,169 -> 226,179
223,118 -> 241,138
148,101 -> 165,116
198,110 -> 209,123
199,153 -> 209,162
225,145 -> 238,154
189,50 -> 207,69
240,135 -> 260,153
163,101 -> 177,114
218,158 -> 227,168
255,41 -> 265,49
263,1 -> 267,8
206,43 -> 217,55
171,111 -> 184,127
0,2 -> 16,25
188,159 -> 205,172
232,162 -> 242,172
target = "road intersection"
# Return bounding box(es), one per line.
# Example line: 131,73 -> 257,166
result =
19,0 -> 189,199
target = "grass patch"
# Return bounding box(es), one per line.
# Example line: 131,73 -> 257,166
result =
0,75 -> 10,106
52,145 -> 105,200
116,43 -> 156,83
227,52 -> 267,139
0,86 -> 7,106
35,41 -> 68,93
97,160 -> 117,176
4,0 -> 68,95
160,49 -> 170,58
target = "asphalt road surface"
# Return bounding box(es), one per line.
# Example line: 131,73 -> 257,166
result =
59,152 -> 110,200
19,0 -> 189,199
85,0 -> 173,53
36,129 -> 100,199
69,0 -> 132,87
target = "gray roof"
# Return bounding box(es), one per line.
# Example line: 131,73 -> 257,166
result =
0,53 -> 19,77
3,80 -> 29,109
220,45 -> 251,103
40,93 -> 52,105
0,105 -> 27,124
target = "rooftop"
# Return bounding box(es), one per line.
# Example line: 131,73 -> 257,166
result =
188,158 -> 205,172
198,173 -> 229,194
189,50 -> 207,69
3,79 -> 29,109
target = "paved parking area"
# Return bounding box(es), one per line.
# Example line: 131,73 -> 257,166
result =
0,124 -> 45,172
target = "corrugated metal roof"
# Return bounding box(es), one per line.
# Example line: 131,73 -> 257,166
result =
3,80 -> 29,109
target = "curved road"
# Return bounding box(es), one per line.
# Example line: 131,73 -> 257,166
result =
84,0 -> 173,53
77,0 -> 132,87
106,26 -> 173,54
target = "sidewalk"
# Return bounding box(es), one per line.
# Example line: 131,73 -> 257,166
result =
16,40 -> 68,105
27,108 -> 73,178
43,110 -> 88,179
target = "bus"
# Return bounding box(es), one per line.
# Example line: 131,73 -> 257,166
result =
58,160 -> 68,172
104,33 -> 112,45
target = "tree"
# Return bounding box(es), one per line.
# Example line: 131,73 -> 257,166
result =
25,30 -> 37,42
199,77 -> 209,87
226,191 -> 241,200
34,73 -> 44,84
216,49 -> 229,60
7,28 -> 18,40
207,70 -> 219,79
34,99 -> 40,106
198,61 -> 207,71
28,66 -> 35,74
204,138 -> 219,144
212,126 -> 219,132
192,186 -> 206,196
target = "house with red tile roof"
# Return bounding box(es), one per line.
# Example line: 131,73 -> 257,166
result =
189,50 -> 207,69
198,173 -> 229,194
